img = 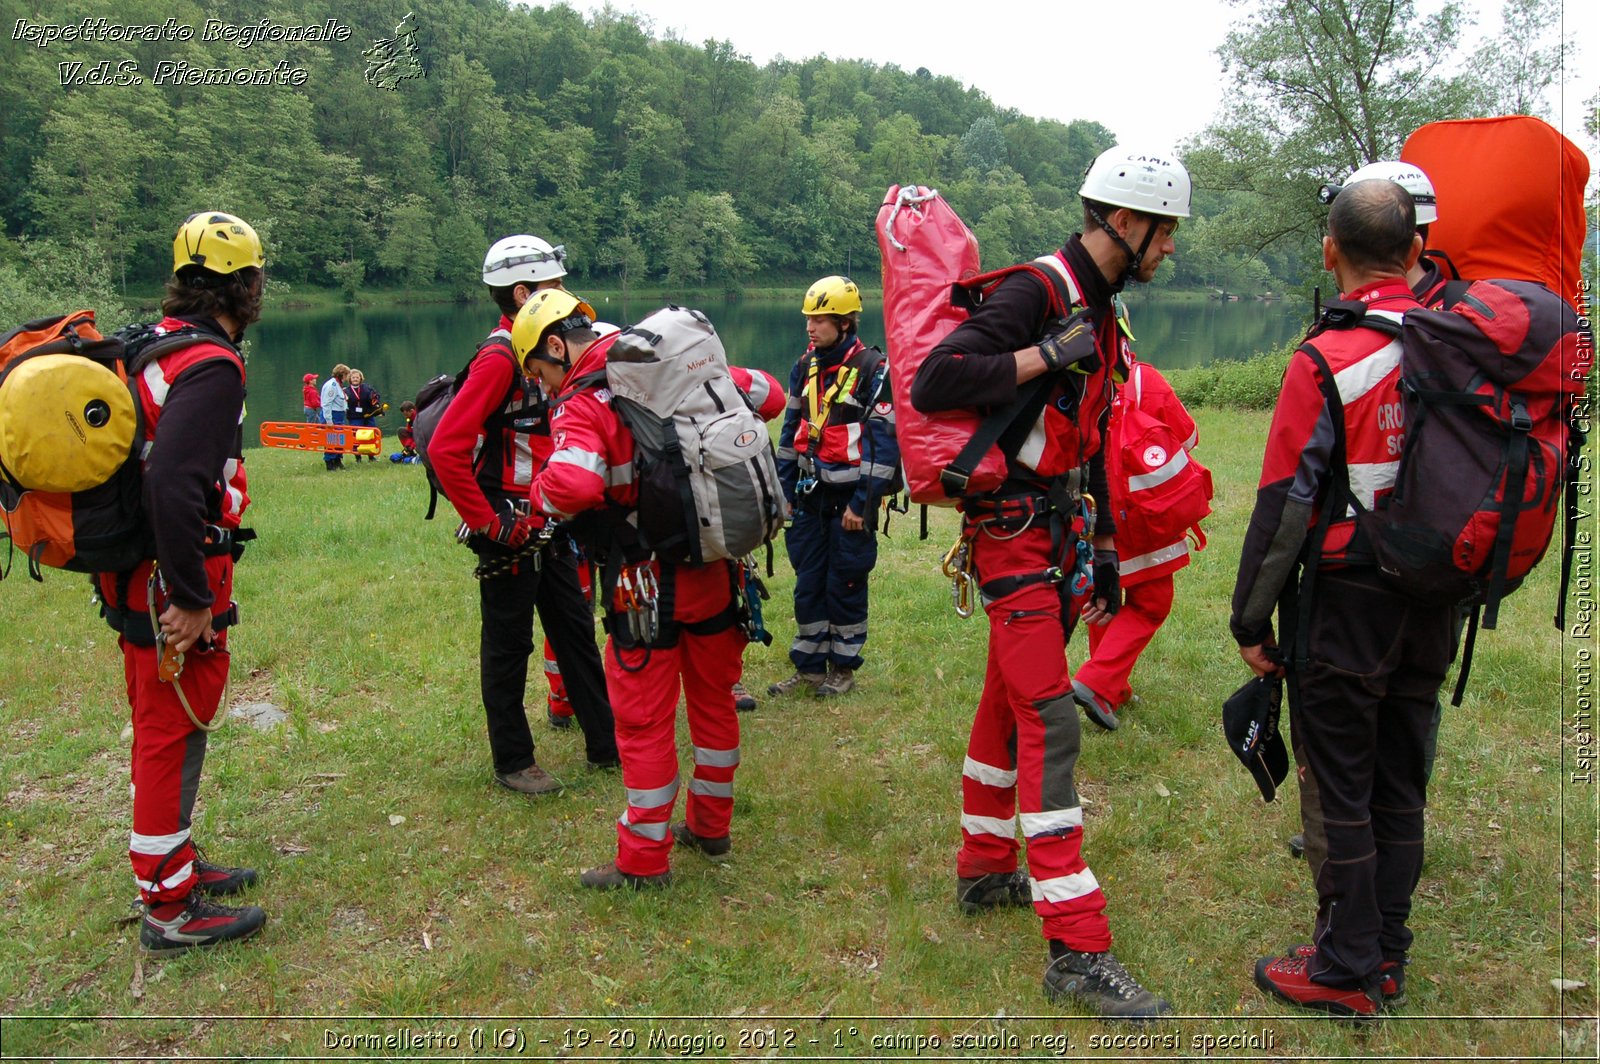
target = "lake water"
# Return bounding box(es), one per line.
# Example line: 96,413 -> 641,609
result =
245,294 -> 1312,449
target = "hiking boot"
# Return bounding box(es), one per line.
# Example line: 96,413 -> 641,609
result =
193,853 -> 257,897
578,862 -> 671,890
671,821 -> 732,861
767,671 -> 825,697
547,709 -> 573,730
494,764 -> 562,795
1286,944 -> 1406,1003
1254,952 -> 1379,1018
141,893 -> 267,953
1071,679 -> 1119,732
815,666 -> 855,698
957,870 -> 1032,914
1043,949 -> 1172,1021
731,682 -> 757,712
1288,832 -> 1305,858
586,755 -> 622,771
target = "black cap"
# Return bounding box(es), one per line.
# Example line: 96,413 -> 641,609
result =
1222,675 -> 1289,802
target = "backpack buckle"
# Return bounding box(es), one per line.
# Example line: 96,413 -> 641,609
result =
1510,401 -> 1533,433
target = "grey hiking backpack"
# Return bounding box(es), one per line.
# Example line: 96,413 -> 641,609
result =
605,306 -> 785,565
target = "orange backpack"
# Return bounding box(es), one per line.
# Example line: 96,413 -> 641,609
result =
1401,116 -> 1590,304
0,311 -> 206,579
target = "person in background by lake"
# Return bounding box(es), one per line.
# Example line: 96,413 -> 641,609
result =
392,399 -> 419,463
320,364 -> 349,471
429,234 -> 618,795
344,369 -> 381,463
301,372 -> 322,423
769,276 -> 898,703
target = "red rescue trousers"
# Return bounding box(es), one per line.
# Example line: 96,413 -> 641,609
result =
545,552 -> 594,718
1075,575 -> 1175,708
114,557 -> 233,903
958,523 -> 1111,950
606,561 -> 745,876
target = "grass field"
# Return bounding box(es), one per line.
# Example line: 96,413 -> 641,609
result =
0,408 -> 1594,1060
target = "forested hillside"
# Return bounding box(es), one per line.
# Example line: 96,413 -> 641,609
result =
0,0 -> 1138,296
1,0 -> 1583,308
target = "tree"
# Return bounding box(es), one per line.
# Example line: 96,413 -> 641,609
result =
377,195 -> 439,288
1467,0 -> 1578,119
1187,0 -> 1477,271
960,117 -> 1008,173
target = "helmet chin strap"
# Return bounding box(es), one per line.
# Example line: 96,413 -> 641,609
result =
1087,205 -> 1160,287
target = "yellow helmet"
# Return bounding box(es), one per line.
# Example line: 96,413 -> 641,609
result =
511,288 -> 596,367
801,275 -> 862,317
172,212 -> 264,275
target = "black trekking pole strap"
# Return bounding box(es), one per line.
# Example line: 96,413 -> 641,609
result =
1481,400 -> 1532,631
1451,605 -> 1481,707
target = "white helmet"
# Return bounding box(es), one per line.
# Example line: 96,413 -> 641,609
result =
482,234 -> 567,287
1079,147 -> 1191,219
1342,161 -> 1438,224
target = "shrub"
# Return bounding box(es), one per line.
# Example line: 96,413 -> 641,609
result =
1169,346 -> 1293,410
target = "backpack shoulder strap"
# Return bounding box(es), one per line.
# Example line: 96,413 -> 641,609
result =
956,254 -> 1080,324
1289,342 -> 1353,672
123,324 -> 239,376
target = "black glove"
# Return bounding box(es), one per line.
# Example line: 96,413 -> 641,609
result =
1092,548 -> 1121,616
1036,310 -> 1099,374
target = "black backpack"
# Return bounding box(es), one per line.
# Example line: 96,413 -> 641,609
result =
411,336 -> 527,521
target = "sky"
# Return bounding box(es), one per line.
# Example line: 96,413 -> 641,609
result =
578,0 -> 1598,165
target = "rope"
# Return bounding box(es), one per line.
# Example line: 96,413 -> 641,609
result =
147,565 -> 228,733
883,186 -> 940,252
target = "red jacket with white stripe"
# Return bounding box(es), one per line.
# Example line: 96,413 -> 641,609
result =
429,315 -> 551,530
1230,279 -> 1420,645
1105,361 -> 1199,585
530,333 -> 785,527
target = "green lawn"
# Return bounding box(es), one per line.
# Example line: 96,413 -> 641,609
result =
0,408 -> 1593,1059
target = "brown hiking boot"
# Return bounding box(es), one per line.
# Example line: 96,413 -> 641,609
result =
731,682 -> 757,712
671,821 -> 731,861
494,764 -> 562,795
816,666 -> 855,697
767,671 -> 824,697
578,862 -> 671,890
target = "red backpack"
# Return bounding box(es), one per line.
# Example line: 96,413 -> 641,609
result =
876,185 -> 1077,504
1109,362 -> 1212,553
1301,281 -> 1589,704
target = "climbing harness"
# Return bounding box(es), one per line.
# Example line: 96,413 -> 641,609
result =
460,509 -> 559,580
